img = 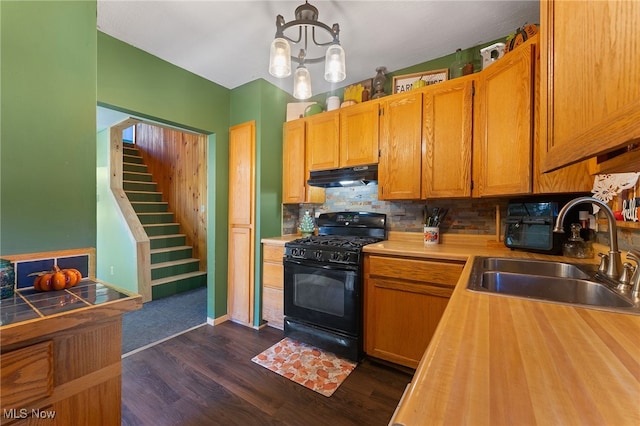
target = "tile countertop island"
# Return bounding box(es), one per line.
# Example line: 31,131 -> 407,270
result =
1,279 -> 141,425
363,237 -> 640,426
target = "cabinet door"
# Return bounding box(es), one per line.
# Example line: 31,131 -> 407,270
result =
340,101 -> 380,167
475,41 -> 534,197
531,35 -> 593,194
422,77 -> 474,198
228,121 -> 255,327
282,120 -> 306,204
306,110 -> 340,171
228,227 -> 253,326
379,92 -> 422,200
540,0 -> 640,172
365,276 -> 452,368
364,255 -> 461,369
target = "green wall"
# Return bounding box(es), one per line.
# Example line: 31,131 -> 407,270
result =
230,80 -> 288,327
0,1 -> 97,255
97,32 -> 231,319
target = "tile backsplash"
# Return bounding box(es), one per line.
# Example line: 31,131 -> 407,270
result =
282,184 -> 640,251
283,184 -> 508,237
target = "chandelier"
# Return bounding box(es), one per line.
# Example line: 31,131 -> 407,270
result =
268,1 -> 346,100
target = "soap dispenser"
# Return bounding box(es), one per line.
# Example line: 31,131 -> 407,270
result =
562,223 -> 594,259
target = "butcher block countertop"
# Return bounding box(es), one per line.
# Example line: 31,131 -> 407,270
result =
364,235 -> 640,426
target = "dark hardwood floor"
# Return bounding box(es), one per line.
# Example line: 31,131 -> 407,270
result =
121,321 -> 412,426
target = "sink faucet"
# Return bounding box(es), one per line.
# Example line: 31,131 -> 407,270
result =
627,250 -> 640,298
553,196 -> 622,280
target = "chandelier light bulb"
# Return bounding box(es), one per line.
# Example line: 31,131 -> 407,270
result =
293,65 -> 312,100
269,38 -> 291,78
324,44 -> 346,83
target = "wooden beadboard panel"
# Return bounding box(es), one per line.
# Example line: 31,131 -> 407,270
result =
134,123 -> 208,272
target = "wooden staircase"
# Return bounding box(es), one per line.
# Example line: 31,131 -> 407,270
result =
122,142 -> 206,300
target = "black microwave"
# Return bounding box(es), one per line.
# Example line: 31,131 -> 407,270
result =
504,199 -> 581,254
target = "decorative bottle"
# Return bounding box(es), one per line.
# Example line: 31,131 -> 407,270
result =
450,48 -> 465,79
562,223 -> 593,259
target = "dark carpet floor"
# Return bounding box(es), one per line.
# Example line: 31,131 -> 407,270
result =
121,286 -> 207,355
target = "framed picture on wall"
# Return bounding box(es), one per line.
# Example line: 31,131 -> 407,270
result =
392,69 -> 449,94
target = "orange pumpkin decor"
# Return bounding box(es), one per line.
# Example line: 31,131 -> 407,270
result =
31,266 -> 82,292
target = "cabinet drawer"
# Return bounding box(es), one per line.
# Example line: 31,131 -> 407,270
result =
263,261 -> 284,289
262,287 -> 284,329
1,341 -> 53,408
263,244 -> 284,263
366,255 -> 463,287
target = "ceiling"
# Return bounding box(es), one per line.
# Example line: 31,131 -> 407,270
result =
97,0 -> 540,97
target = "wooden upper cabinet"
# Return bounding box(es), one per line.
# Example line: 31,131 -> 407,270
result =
475,39 -> 535,197
540,0 -> 640,172
340,101 -> 380,167
305,110 -> 340,171
379,92 -> 423,200
283,119 -> 325,204
282,120 -> 306,203
228,121 -> 255,226
422,76 -> 474,199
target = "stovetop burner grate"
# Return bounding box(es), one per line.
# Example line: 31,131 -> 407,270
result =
289,235 -> 382,248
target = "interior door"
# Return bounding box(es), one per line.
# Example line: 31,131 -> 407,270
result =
228,121 -> 255,326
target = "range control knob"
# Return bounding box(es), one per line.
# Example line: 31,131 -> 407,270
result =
314,250 -> 323,260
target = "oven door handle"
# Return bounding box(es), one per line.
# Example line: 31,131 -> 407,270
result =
284,258 -> 359,272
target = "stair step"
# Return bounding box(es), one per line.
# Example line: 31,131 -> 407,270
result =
151,271 -> 207,300
136,211 -> 174,224
123,145 -> 139,156
151,246 -> 193,263
149,234 -> 187,249
123,153 -> 144,164
143,222 -> 181,237
123,162 -> 148,173
123,180 -> 157,192
151,258 -> 201,280
123,171 -> 153,182
131,201 -> 169,213
125,190 -> 163,203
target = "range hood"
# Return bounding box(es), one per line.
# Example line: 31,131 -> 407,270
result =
307,165 -> 378,188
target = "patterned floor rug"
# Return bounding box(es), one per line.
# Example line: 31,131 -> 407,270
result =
251,337 -> 357,397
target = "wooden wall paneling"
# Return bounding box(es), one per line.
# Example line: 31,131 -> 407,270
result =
134,123 -> 208,271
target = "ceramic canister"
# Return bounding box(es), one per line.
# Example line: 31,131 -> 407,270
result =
326,96 -> 340,111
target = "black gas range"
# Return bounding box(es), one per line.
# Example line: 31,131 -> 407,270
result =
283,211 -> 386,361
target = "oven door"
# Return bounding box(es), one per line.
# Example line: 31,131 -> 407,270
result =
284,258 -> 360,335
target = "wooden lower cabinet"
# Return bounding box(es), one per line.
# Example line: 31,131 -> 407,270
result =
262,242 -> 285,329
1,318 -> 123,425
364,254 -> 463,368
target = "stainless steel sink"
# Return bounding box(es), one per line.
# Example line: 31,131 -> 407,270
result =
467,257 -> 639,315
482,258 -> 591,280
